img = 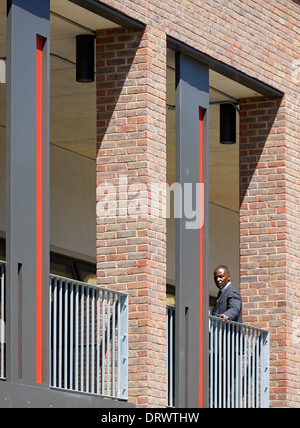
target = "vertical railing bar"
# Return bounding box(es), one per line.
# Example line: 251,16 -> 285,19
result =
218,319 -> 222,408
168,307 -> 172,408
235,324 -> 239,408
64,280 -> 69,389
248,327 -> 251,408
259,332 -> 262,408
107,292 -> 111,397
243,326 -> 247,408
247,326 -> 249,409
91,288 -> 95,394
166,306 -> 171,407
117,295 -> 120,397
170,306 -> 175,407
69,282 -> 74,391
86,286 -> 90,393
52,277 -> 57,388
97,289 -> 100,395
256,331 -> 259,408
252,329 -> 255,408
217,319 -> 220,408
231,323 -> 235,408
245,327 -> 249,408
58,279 -> 63,389
112,293 -> 116,398
214,320 -> 218,408
227,322 -> 231,408
80,285 -> 84,392
102,290 -> 106,396
209,318 -> 213,408
239,324 -> 243,409
75,284 -> 79,392
222,320 -> 226,408
171,307 -> 175,407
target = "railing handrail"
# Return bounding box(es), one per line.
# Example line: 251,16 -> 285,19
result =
50,273 -> 128,297
209,315 -> 269,335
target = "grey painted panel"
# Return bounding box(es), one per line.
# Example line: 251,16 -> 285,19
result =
6,0 -> 50,386
175,53 -> 209,408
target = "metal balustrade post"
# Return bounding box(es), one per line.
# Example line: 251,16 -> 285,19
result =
49,275 -> 128,400
260,330 -> 270,408
117,294 -> 128,400
167,305 -> 175,407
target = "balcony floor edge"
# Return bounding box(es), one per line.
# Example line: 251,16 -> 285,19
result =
0,382 -> 135,408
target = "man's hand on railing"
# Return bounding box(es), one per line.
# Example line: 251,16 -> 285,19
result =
219,314 -> 228,322
211,311 -> 228,322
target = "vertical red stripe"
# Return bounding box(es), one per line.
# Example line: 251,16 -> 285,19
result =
199,108 -> 204,407
36,35 -> 43,384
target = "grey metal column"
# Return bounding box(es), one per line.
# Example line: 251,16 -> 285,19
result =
175,53 -> 209,408
5,0 -> 50,387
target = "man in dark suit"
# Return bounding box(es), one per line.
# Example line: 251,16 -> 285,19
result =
212,265 -> 242,323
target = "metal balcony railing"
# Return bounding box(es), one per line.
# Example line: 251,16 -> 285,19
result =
166,307 -> 270,408
50,275 -> 128,400
209,315 -> 269,408
0,262 -> 129,400
0,263 -> 270,407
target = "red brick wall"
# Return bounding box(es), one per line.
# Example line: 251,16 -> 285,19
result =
284,92 -> 300,410
240,96 -> 300,408
93,0 -> 300,408
96,26 -> 167,407
98,0 -> 300,95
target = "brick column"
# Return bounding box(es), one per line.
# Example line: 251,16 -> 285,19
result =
239,96 -> 299,407
96,26 -> 167,407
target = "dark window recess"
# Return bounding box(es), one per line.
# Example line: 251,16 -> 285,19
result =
50,252 -> 96,284
0,239 -> 96,284
0,238 -> 5,261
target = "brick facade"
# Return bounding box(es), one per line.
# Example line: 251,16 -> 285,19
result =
3,0 -> 300,411
240,96 -> 300,408
93,0 -> 300,408
96,26 -> 167,407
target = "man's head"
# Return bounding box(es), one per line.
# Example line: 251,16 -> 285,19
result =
214,265 -> 231,290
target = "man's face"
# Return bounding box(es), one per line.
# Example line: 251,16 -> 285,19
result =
214,268 -> 230,290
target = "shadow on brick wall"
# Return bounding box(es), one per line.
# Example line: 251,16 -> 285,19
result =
95,28 -> 144,153
239,96 -> 283,207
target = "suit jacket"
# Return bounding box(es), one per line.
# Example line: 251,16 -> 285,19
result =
213,284 -> 243,323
